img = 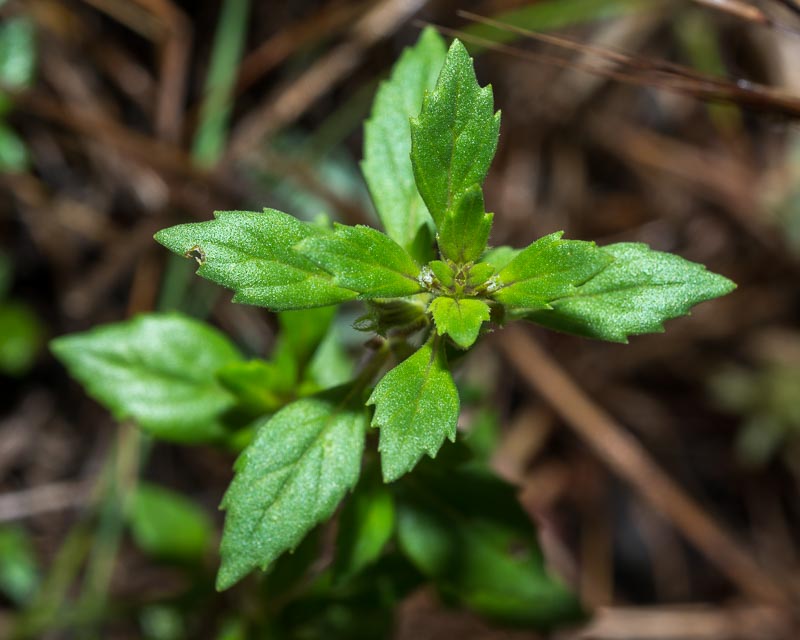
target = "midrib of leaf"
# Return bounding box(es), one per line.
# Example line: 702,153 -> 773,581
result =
248,393 -> 361,534
389,348 -> 438,448
444,81 -> 464,212
548,280 -> 693,303
321,240 -> 421,287
79,350 -> 220,387
495,262 -> 602,292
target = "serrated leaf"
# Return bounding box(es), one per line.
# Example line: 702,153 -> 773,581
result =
333,472 -> 395,581
492,231 -> 612,310
436,185 -> 494,264
51,313 -> 242,443
362,27 -> 445,262
128,483 -> 214,563
397,465 -> 583,628
410,39 -> 500,241
429,296 -> 490,349
523,242 -> 736,342
217,388 -> 368,590
155,210 -> 358,311
367,340 -> 459,482
298,224 -> 422,298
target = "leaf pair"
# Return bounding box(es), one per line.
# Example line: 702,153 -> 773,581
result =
154,211 -> 423,309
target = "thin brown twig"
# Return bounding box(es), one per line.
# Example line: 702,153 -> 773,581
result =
497,325 -> 795,607
573,604 -> 795,639
235,1 -> 365,97
430,19 -> 800,120
130,0 -> 192,142
0,481 -> 92,522
226,0 -> 429,161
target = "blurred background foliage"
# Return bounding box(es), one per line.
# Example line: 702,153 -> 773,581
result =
1,0 -> 800,638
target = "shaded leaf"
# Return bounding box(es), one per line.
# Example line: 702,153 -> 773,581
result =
128,483 -> 214,563
410,40 -> 500,228
0,302 -> 42,376
492,232 -> 612,310
0,17 -> 36,89
0,526 -> 39,605
0,123 -> 29,173
333,473 -> 395,581
396,465 -> 583,628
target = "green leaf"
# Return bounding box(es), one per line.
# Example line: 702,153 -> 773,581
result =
367,340 -> 459,482
274,306 -> 337,373
0,17 -> 36,89
523,242 -> 736,342
305,322 -> 354,390
298,224 -> 422,298
128,483 -> 214,563
362,27 -> 445,262
481,245 -> 520,271
0,526 -> 39,605
218,388 -> 368,590
51,313 -> 242,443
333,474 -> 395,581
217,359 -> 288,415
0,123 -> 29,173
429,296 -> 490,349
436,185 -> 493,264
491,231 -> 612,310
396,465 -> 583,628
410,38 -> 500,252
155,210 -> 358,311
0,302 -> 43,376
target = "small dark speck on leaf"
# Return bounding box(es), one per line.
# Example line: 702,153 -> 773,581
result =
186,245 -> 206,265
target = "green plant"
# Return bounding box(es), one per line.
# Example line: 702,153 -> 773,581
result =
51,29 -> 735,630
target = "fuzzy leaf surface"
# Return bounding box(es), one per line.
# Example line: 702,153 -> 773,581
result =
410,39 -> 500,235
362,27 -> 445,261
429,296 -> 491,349
368,341 -> 459,482
298,224 -> 422,298
155,210 -> 358,311
492,232 -> 612,310
436,185 -> 493,264
522,242 -> 736,342
218,389 -> 368,590
481,245 -> 520,271
397,464 -> 583,627
51,313 -> 242,442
